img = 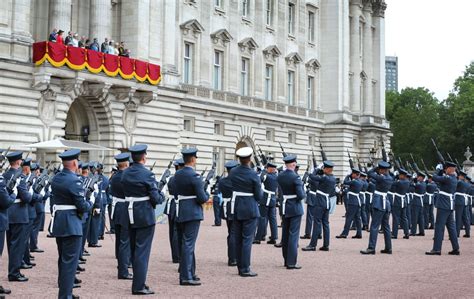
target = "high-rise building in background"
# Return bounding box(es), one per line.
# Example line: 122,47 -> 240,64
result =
385,56 -> 398,92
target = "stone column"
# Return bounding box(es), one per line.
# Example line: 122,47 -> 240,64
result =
372,1 -> 386,117
120,0 -> 150,61
349,0 -> 362,113
10,0 -> 33,62
49,0 -> 72,32
160,0 -> 179,86
362,2 -> 373,114
89,0 -> 112,42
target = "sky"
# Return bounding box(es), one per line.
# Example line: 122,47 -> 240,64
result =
385,0 -> 474,100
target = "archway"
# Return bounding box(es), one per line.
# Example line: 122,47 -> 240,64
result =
235,136 -> 255,153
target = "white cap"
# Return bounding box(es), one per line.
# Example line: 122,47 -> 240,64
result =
236,147 -> 253,158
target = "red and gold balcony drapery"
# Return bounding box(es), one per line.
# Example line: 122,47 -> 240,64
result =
32,41 -> 161,85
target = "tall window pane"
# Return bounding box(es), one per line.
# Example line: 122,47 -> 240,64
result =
308,11 -> 315,42
264,65 -> 273,100
288,70 -> 295,105
242,0 -> 249,17
288,3 -> 295,35
213,51 -> 223,90
265,0 -> 273,26
307,76 -> 314,109
241,58 -> 249,95
183,43 -> 192,84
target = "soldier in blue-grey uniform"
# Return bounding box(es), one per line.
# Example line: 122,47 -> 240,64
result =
454,171 -> 470,238
391,169 -> 410,239
426,161 -> 460,255
365,175 -> 376,229
302,165 -> 318,240
302,161 -> 335,252
87,163 -> 102,248
410,172 -> 426,236
278,155 -> 305,269
211,175 -> 222,227
256,162 -> 279,245
174,148 -> 209,286
121,144 -> 164,294
228,147 -> 262,277
50,148 -> 92,299
0,163 -> 16,295
468,177 -> 473,226
164,158 -> 184,264
336,168 -> 363,239
30,163 -> 49,253
97,164 -> 110,239
359,171 -> 369,231
110,153 -> 132,280
361,161 -> 393,255
219,160 -> 239,266
79,162 -> 93,263
424,174 -> 437,229
3,151 -> 33,282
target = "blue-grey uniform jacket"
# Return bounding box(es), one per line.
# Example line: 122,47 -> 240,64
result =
110,170 -> 129,227
307,171 -> 336,209
367,168 -> 394,211
392,178 -> 409,207
0,176 -> 16,231
343,176 -> 363,206
277,169 -> 305,218
432,171 -> 457,210
173,166 -> 209,223
3,168 -> 32,224
228,165 -> 262,221
261,172 -> 278,207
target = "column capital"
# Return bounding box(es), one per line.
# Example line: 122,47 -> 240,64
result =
372,1 -> 387,18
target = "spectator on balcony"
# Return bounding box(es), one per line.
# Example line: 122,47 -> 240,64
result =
124,49 -> 131,57
101,38 -> 109,53
56,30 -> 64,45
49,28 -> 57,42
64,31 -> 73,46
84,39 -> 91,49
71,34 -> 79,47
90,38 -> 100,52
78,36 -> 86,48
108,41 -> 115,54
114,42 -> 120,55
118,42 -> 125,56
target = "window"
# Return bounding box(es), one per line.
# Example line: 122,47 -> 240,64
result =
183,117 -> 195,131
215,0 -> 222,8
214,121 -> 224,135
308,134 -> 316,146
287,70 -> 295,105
308,11 -> 315,42
264,65 -> 273,100
213,50 -> 223,90
307,76 -> 314,110
266,128 -> 275,141
265,0 -> 273,26
183,43 -> 193,84
212,147 -> 225,175
241,0 -> 249,17
288,131 -> 296,143
288,3 -> 295,35
240,58 -> 249,96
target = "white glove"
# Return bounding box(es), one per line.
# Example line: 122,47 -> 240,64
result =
28,187 -> 33,196
12,187 -> 18,197
93,183 -> 99,193
318,163 -> 324,170
40,188 -> 46,197
90,192 -> 96,204
436,163 -> 443,171
394,171 -> 399,176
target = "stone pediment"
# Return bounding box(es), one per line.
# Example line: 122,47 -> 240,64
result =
262,45 -> 282,58
210,29 -> 233,44
305,58 -> 321,72
180,19 -> 205,35
238,37 -> 259,52
360,70 -> 368,80
285,52 -> 303,65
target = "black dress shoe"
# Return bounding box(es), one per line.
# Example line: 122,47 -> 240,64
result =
300,235 -> 311,239
274,243 -> 282,248
76,271 -> 80,275
30,248 -> 44,253
403,235 -> 410,239
212,224 -> 221,227
192,276 -> 200,281
416,233 -> 425,236
88,243 -> 102,248
463,234 -> 470,238
319,246 -> 329,251
20,264 -> 32,269
352,235 -> 362,239
75,278 -> 82,284
172,260 -> 179,264
77,266 -> 85,272
286,264 -> 302,270
180,280 -> 201,286
228,260 -> 237,266
47,234 -> 54,238
73,283 -> 81,289
360,248 -> 376,255
79,257 -> 87,262
0,286 -> 11,294
118,274 -> 133,280
428,225 -> 434,229
132,288 -> 155,295
27,262 -> 36,267
29,255 -> 35,260
267,239 -> 276,244
98,236 -> 104,240
425,250 -> 441,255
239,271 -> 258,277
252,240 -> 261,244
72,294 -> 80,299
302,246 -> 316,251
318,235 -> 322,239
105,231 -> 115,234
391,235 -> 398,239
448,250 -> 460,255
8,275 -> 28,282
335,235 -> 347,239
78,260 -> 86,265
380,249 -> 392,254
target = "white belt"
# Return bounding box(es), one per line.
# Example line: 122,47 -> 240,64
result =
367,192 -> 373,204
125,196 -> 150,224
13,198 -> 21,204
165,197 -> 173,215
455,192 -> 469,206
49,204 -> 77,234
111,196 -> 126,220
222,197 -> 231,218
395,193 -> 406,208
231,192 -> 253,214
426,193 -> 434,205
347,192 -> 360,206
263,188 -> 276,206
438,191 -> 454,210
374,191 -> 387,210
317,190 -> 330,209
413,193 -> 424,207
176,195 -> 196,218
282,194 -> 297,215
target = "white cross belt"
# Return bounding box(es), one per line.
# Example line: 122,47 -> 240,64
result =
176,195 -> 196,218
282,194 -> 297,215
126,196 -> 150,224
231,192 -> 253,214
111,196 -> 126,220
317,190 -> 330,209
49,204 -> 77,234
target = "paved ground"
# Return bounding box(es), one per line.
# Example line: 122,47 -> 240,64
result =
1,204 -> 473,298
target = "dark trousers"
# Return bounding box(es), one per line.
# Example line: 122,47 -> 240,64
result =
309,206 -> 329,248
80,213 -> 91,258
455,205 -> 470,237
226,220 -> 236,262
88,213 -> 100,245
7,223 -> 27,277
341,204 -> 362,236
212,197 -> 221,226
410,205 -> 425,235
256,206 -> 278,241
177,220 -> 200,281
231,218 -> 257,274
432,208 -> 459,252
424,204 -> 435,228
129,224 -> 155,291
30,212 -> 44,250
99,204 -> 106,237
360,203 -> 368,226
406,203 -> 412,229
56,236 -> 81,299
368,209 -> 391,250
168,217 -> 179,263
391,205 -> 409,238
304,204 -> 314,236
39,211 -> 45,231
23,218 -> 34,264
281,215 -> 301,267
107,204 -> 115,233
115,223 -> 131,278
0,230 -> 5,255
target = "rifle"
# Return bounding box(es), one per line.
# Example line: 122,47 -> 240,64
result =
0,147 -> 11,171
33,161 -> 52,194
6,151 -> 31,192
203,161 -> 216,191
257,145 -> 268,165
392,155 -> 401,171
454,158 -> 462,171
410,153 -> 421,173
150,161 -> 156,172
431,138 -> 445,165
380,138 -> 388,162
356,154 -> 364,173
278,142 -> 288,158
200,167 -> 207,178
420,158 -> 430,176
301,163 -> 310,184
319,142 -> 327,162
84,172 -> 101,199
157,154 -> 176,191
311,147 -> 317,169
446,153 -> 462,173
347,149 -> 354,169
252,146 -> 261,169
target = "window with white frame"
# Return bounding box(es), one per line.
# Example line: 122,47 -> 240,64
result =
307,76 -> 314,110
287,70 -> 295,105
288,2 -> 295,35
308,134 -> 316,146
288,131 -> 296,143
213,50 -> 223,90
183,116 -> 195,132
183,42 -> 193,84
214,121 -> 225,135
266,128 -> 275,141
265,0 -> 273,26
264,64 -> 273,100
215,0 -> 222,8
308,11 -> 315,43
241,0 -> 249,17
240,58 -> 249,96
